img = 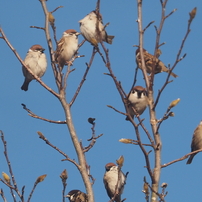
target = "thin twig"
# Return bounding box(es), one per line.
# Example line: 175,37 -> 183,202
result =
107,105 -> 127,116
70,47 -> 97,106
39,0 -> 62,92
137,1 -> 161,197
156,106 -> 174,133
143,21 -> 155,33
124,139 -> 153,147
21,104 -> 66,124
162,148 -> 202,168
143,177 -> 165,202
83,121 -> 103,152
136,116 -> 155,147
0,131 -> 22,201
0,189 -> 7,202
63,63 -> 74,91
154,7 -> 195,108
50,6 -> 63,13
165,8 -> 177,19
50,20 -> 57,45
135,126 -> 153,178
30,26 -> 45,30
62,183 -> 67,202
126,66 -> 139,101
37,131 -> 80,169
27,182 -> 38,202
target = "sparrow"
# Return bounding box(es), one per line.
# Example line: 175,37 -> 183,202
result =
79,11 -> 114,46
136,48 -> 178,78
125,86 -> 148,120
187,121 -> 202,164
21,44 -> 47,91
103,163 -> 126,202
66,190 -> 88,202
55,29 -> 80,70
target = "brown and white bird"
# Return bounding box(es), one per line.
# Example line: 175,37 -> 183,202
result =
55,29 -> 80,70
66,190 -> 88,202
136,48 -> 178,78
79,11 -> 114,46
103,163 -> 126,202
21,44 -> 47,91
126,86 -> 148,120
187,121 -> 202,164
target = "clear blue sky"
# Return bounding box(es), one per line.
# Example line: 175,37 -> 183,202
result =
0,0 -> 201,201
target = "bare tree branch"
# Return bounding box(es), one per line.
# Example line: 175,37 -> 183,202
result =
0,131 -> 22,201
83,120 -> 103,153
70,47 -> 97,106
0,189 -> 8,202
162,148 -> 202,168
154,7 -> 195,108
21,104 -> 66,124
30,26 -> 45,30
50,6 -> 63,13
39,1 -> 95,201
107,105 -> 127,117
37,131 -> 80,169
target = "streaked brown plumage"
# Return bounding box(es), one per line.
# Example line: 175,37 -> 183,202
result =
55,29 -> 80,70
66,190 -> 88,202
187,121 -> 202,164
136,48 -> 178,78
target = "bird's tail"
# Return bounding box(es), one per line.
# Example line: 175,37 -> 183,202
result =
106,35 -> 115,44
21,79 -> 30,91
186,154 -> 196,164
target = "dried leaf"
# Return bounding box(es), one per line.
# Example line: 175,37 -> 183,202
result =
119,138 -> 132,144
169,98 -> 180,109
36,174 -> 47,183
189,7 -> 197,20
60,169 -> 68,181
2,172 -> 10,184
48,12 -> 55,25
142,182 -> 149,194
116,155 -> 124,167
156,49 -> 162,58
168,112 -> 175,117
37,131 -> 45,140
161,182 -> 168,188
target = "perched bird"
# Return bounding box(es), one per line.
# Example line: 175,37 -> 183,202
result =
55,29 -> 80,70
187,121 -> 202,164
103,163 -> 126,202
136,48 -> 178,78
79,11 -> 114,46
66,190 -> 88,202
126,86 -> 148,120
21,44 -> 47,91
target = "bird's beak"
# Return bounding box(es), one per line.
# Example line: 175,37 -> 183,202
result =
65,194 -> 70,198
76,32 -> 80,36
